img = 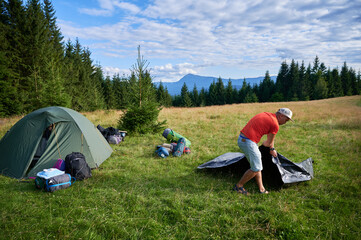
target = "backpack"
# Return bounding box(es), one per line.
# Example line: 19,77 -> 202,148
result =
52,159 -> 65,171
108,135 -> 122,144
65,152 -> 92,181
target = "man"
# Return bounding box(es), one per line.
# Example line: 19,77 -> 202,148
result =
234,108 -> 293,195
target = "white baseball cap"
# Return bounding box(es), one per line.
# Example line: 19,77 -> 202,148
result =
277,108 -> 294,121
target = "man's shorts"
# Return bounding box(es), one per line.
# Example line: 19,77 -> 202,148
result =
237,135 -> 263,172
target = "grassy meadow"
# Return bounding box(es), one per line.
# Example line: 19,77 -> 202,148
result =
0,96 -> 360,239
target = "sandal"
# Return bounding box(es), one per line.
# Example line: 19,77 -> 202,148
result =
233,184 -> 249,195
259,189 -> 269,194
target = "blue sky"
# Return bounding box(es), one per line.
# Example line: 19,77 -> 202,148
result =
52,0 -> 361,82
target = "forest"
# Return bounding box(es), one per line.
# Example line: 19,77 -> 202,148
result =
1,0 -> 360,117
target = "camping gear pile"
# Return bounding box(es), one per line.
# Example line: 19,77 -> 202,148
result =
0,106 -> 113,179
35,168 -> 75,193
156,128 -> 191,158
35,152 -> 92,192
197,145 -> 314,188
97,125 -> 127,145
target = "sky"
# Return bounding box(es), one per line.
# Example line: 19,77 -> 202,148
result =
52,0 -> 361,82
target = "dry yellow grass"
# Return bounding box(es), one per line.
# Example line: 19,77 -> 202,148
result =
1,96 -> 360,144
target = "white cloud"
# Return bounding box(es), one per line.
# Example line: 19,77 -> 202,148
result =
114,2 -> 140,14
79,0 -> 140,16
78,8 -> 112,17
59,0 -> 361,81
102,66 -> 130,77
152,63 -> 198,82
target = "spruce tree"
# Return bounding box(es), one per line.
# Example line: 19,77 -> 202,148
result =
288,60 -> 299,101
22,0 -> 49,110
258,71 -> 275,102
275,61 -> 289,101
156,81 -> 172,107
41,0 -> 70,108
5,0 -> 28,113
332,68 -> 343,97
225,79 -> 233,104
215,77 -> 225,105
304,64 -> 312,100
112,73 -> 128,109
102,76 -> 116,109
314,73 -> 328,99
349,68 -> 358,95
0,2 -> 20,116
199,88 -> 207,106
298,61 -> 308,100
357,71 -> 361,95
238,79 -> 248,103
190,84 -> 200,107
207,80 -> 217,105
341,62 -> 352,96
118,46 -> 166,134
180,82 -> 192,107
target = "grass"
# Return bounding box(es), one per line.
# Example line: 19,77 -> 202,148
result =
0,96 -> 360,239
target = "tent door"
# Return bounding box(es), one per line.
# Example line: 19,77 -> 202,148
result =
26,124 -> 55,174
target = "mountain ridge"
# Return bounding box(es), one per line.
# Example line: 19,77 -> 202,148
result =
154,73 -> 277,96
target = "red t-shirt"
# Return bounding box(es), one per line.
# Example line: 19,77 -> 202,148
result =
241,112 -> 279,143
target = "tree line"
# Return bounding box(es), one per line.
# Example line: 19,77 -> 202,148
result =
170,56 -> 361,107
0,0 -> 107,117
0,0 -> 360,118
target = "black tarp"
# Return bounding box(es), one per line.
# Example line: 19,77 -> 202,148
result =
197,145 -> 314,187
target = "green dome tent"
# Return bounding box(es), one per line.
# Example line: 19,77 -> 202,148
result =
0,106 -> 113,179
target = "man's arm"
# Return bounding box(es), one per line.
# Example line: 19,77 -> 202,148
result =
262,133 -> 277,157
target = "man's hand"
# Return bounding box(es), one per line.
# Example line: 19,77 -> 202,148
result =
270,149 -> 277,158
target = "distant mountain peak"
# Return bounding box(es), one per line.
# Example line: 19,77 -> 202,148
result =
154,74 -> 276,96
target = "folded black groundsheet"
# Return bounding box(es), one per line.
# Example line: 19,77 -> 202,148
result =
197,145 -> 314,187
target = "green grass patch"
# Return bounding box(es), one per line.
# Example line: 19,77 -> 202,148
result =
1,96 -> 361,239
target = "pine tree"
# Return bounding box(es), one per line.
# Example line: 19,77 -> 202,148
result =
5,0 -> 28,113
332,68 -> 343,97
102,76 -> 116,109
156,81 -> 172,107
314,72 -> 328,99
225,79 -> 233,104
238,79 -> 248,103
190,84 -> 200,107
258,71 -> 275,102
163,86 -> 172,107
357,71 -> 361,95
310,56 -> 326,99
349,68 -> 358,95
341,62 -> 352,96
298,61 -> 308,100
215,77 -> 225,105
287,60 -> 299,101
304,64 -> 312,100
41,0 -> 70,107
199,88 -> 207,106
275,61 -> 289,101
112,73 -> 128,109
207,80 -> 217,105
156,81 -> 165,106
22,0 -> 50,110
0,1 -> 20,116
118,46 -> 165,134
180,82 -> 192,107
232,88 -> 238,104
